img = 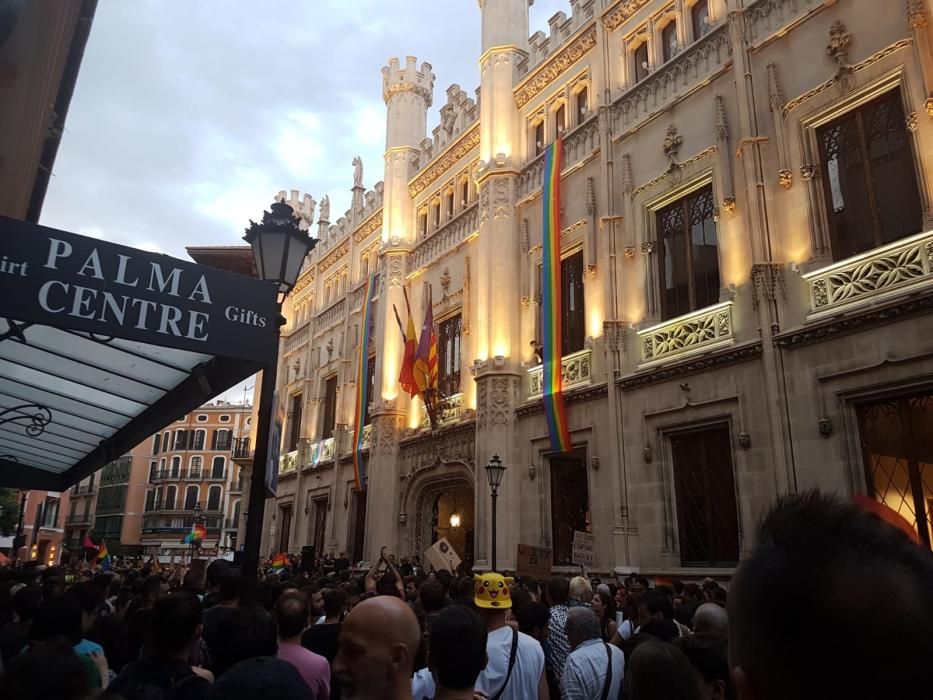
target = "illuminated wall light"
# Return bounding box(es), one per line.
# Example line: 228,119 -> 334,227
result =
588,306 -> 604,339
408,396 -> 422,430
449,512 -> 462,528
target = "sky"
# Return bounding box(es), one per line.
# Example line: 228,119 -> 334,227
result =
41,0 -> 569,259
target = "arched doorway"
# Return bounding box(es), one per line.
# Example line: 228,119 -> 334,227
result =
408,464 -> 475,571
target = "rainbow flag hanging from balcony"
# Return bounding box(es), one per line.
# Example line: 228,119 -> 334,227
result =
542,138 -> 573,453
352,273 -> 376,491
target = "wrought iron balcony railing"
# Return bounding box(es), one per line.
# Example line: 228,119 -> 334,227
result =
803,230 -> 933,318
637,302 -> 734,366
527,348 -> 593,398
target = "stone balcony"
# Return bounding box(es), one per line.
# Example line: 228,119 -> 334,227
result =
308,437 -> 336,465
637,302 -> 734,366
418,392 -> 466,427
279,450 -> 298,475
527,348 -> 593,398
803,230 -> 933,318
283,325 -> 309,355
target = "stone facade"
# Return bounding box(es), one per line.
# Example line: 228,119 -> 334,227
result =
261,0 -> 933,576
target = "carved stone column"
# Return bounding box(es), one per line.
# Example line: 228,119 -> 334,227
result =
472,362 -> 522,571
363,401 -> 407,557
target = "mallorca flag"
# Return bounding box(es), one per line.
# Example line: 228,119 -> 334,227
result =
413,288 -> 438,393
271,553 -> 288,572
395,289 -> 419,397
184,522 -> 207,544
96,541 -> 111,571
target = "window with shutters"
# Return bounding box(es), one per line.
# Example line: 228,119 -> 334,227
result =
561,252 -> 585,356
145,490 -> 155,512
165,485 -> 176,511
170,456 -> 181,478
657,184 -> 720,320
213,429 -> 232,451
207,485 -> 222,511
438,314 -> 462,397
212,456 -> 225,479
184,486 -> 199,511
152,434 -> 161,455
149,461 -> 157,481
287,393 -> 303,452
321,375 -> 338,440
193,430 -> 205,451
174,430 -> 187,450
817,89 -> 922,261
190,456 -> 202,477
670,424 -> 740,566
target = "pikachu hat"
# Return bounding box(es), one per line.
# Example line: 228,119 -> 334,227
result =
474,572 -> 515,609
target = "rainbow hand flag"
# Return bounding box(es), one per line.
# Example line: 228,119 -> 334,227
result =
542,137 -> 573,453
96,540 -> 111,570
352,273 -> 376,491
271,553 -> 288,572
184,522 -> 207,544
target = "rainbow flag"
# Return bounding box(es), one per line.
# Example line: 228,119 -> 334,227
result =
184,522 -> 206,544
542,138 -> 573,453
271,552 -> 288,571
96,540 -> 111,570
352,273 -> 376,490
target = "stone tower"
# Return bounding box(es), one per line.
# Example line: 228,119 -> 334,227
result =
366,56 -> 435,557
473,0 -> 530,571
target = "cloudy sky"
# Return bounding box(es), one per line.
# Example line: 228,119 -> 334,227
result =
41,0 -> 569,260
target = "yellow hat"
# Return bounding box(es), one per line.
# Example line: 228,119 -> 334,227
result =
474,572 -> 514,609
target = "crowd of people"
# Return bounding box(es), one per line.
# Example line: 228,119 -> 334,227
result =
0,490 -> 931,700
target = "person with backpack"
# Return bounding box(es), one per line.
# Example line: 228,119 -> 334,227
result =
561,608 -> 624,700
109,593 -> 211,700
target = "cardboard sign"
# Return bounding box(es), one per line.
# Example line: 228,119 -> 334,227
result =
423,537 -> 462,573
516,544 -> 552,580
571,530 -> 595,567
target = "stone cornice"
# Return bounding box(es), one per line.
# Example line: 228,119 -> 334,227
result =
602,0 -> 652,32
774,294 -> 933,349
515,382 -> 608,418
514,26 -> 597,108
618,342 -> 763,391
318,238 -> 350,273
354,210 -> 383,243
384,81 -> 433,106
292,271 -> 315,296
408,124 -> 480,198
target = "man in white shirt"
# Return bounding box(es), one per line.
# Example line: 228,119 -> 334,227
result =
412,573 -> 547,700
560,608 -> 624,700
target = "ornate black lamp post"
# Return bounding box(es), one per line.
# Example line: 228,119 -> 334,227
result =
241,201 -> 317,599
485,454 -> 506,572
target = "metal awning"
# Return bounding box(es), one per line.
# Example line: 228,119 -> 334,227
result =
0,216 -> 279,490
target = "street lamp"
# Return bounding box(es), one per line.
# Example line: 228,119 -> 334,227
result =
485,454 -> 506,572
241,200 -> 318,600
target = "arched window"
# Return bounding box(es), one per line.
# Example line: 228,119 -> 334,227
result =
155,486 -> 163,509
325,284 -> 331,305
190,455 -> 202,478
207,485 -> 222,511
446,188 -> 455,218
460,178 -> 470,207
152,433 -> 161,455
165,485 -> 177,511
576,87 -> 589,124
662,21 -> 678,63
418,209 -> 428,238
170,456 -> 180,478
533,120 -> 545,156
432,199 -> 441,228
193,429 -> 205,451
692,0 -> 711,39
634,42 -> 650,83
184,485 -> 199,511
212,456 -> 226,479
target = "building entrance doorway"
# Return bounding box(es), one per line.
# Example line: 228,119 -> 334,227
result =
857,392 -> 933,549
429,484 -> 474,570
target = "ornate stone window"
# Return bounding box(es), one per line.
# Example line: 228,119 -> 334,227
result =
431,197 -> 441,229
459,175 -> 470,208
418,208 -> 428,239
320,375 -> 338,440
532,119 -> 545,157
445,186 -> 455,219
438,313 -> 462,397
657,184 -> 720,320
535,250 -> 586,357
554,102 -> 567,138
690,0 -> 711,41
575,85 -> 589,125
363,356 -> 376,425
361,253 -> 369,279
816,88 -> 922,261
633,40 -> 650,84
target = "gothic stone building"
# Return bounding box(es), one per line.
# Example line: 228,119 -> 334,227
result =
254,0 -> 933,577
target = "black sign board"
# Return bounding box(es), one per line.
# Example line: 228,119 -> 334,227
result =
0,217 -> 279,364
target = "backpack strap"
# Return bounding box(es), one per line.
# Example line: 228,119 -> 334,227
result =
489,628 -> 519,700
600,643 -> 613,700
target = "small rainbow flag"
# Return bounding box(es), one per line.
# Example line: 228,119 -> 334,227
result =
271,552 -> 288,571
542,137 -> 573,453
96,540 -> 111,571
352,273 -> 376,491
184,522 -> 206,544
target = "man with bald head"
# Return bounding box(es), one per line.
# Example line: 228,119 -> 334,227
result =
333,595 -> 421,700
692,603 -> 728,639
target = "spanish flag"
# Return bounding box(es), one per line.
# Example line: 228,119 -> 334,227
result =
395,289 -> 419,398
413,286 -> 438,394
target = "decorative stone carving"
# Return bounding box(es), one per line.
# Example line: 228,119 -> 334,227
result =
800,164 -> 818,181
462,256 -> 471,336
621,154 -> 633,195
520,220 -> 530,255
528,349 -> 592,397
515,28 -> 597,107
722,197 -> 737,215
751,263 -> 787,310
603,0 -> 653,31
585,177 -> 596,216
714,94 -> 728,142
641,241 -> 655,255
409,125 -> 480,197
603,320 -> 626,353
662,124 -> 683,172
638,303 -> 734,364
778,169 -> 793,189
624,246 -> 637,260
907,0 -> 927,30
440,267 -> 451,297
643,445 -> 653,463
818,417 -> 833,438
927,98 -> 933,118
738,432 -> 752,450
827,21 -> 853,89
906,111 -> 920,133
